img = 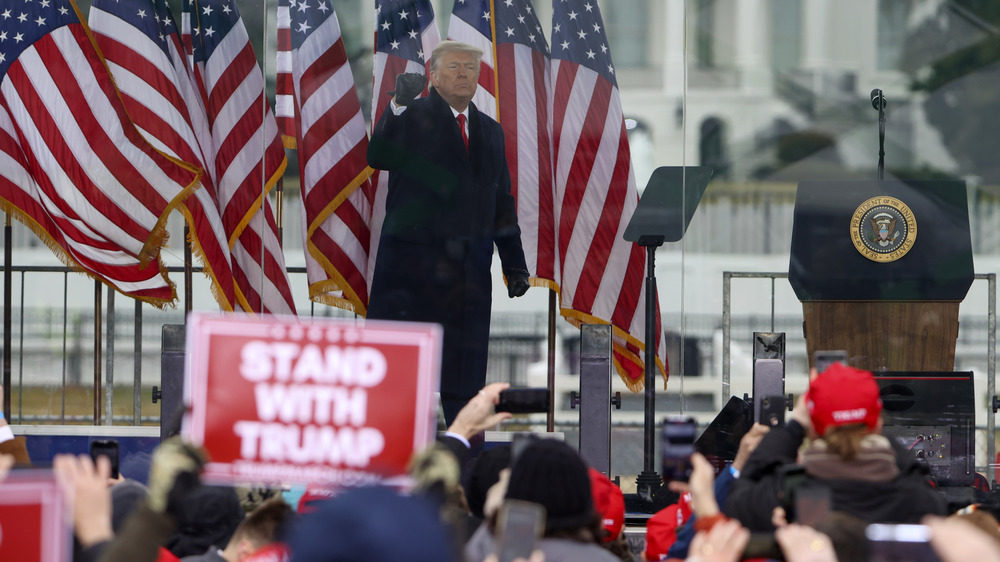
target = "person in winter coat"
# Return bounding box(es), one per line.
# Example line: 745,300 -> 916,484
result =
366,40 -> 529,426
723,362 -> 947,532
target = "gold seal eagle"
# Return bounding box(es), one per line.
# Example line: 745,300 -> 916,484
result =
850,196 -> 917,263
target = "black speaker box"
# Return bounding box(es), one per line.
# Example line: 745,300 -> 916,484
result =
874,371 -> 974,487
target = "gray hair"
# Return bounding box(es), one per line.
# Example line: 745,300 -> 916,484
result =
428,40 -> 484,72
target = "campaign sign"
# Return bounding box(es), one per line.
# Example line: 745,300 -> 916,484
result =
183,313 -> 442,487
0,472 -> 70,562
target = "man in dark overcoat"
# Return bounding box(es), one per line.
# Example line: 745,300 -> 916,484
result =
367,40 -> 530,424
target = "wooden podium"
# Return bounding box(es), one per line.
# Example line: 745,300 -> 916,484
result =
789,180 -> 974,372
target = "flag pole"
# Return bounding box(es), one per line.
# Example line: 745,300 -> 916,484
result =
259,0 -> 272,314
105,286 -> 115,426
184,225 -> 192,315
276,178 -> 284,246
93,280 -> 102,425
547,290 -> 556,432
3,213 -> 11,415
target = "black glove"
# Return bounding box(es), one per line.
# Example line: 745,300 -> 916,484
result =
392,73 -> 426,106
505,269 -> 530,298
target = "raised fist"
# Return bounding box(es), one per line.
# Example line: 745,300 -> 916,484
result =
393,73 -> 426,106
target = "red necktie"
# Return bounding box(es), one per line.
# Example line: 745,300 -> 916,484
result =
457,113 -> 468,152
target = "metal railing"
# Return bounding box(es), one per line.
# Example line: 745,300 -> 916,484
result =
0,263 -> 558,426
1,264 -> 330,426
7,261 -> 1000,480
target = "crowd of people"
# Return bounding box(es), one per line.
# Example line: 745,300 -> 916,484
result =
3,366 -> 1000,561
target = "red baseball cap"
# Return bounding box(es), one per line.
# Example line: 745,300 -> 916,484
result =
806,363 -> 882,436
678,491 -> 693,521
588,468 -> 625,543
644,504 -> 685,560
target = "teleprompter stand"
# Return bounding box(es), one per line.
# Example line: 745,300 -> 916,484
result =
623,166 -> 713,507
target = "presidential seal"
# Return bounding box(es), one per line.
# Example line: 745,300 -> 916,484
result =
850,196 -> 917,263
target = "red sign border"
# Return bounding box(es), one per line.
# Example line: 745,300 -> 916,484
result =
183,312 -> 442,485
0,471 -> 70,562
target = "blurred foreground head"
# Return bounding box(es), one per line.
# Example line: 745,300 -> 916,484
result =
289,486 -> 455,562
505,439 -> 599,537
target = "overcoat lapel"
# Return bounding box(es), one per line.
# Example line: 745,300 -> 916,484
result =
429,90 -> 470,165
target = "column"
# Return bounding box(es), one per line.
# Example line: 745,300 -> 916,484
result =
734,0 -> 771,93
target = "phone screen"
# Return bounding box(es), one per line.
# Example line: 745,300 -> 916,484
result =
866,524 -> 940,562
661,416 -> 696,482
496,499 -> 545,562
90,439 -> 119,479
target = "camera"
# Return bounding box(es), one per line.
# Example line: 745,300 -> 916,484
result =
496,388 -> 550,414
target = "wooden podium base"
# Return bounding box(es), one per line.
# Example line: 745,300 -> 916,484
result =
802,301 -> 960,372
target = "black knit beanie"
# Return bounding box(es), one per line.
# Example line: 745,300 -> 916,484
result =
464,445 -> 512,519
504,439 -> 596,533
165,485 -> 244,558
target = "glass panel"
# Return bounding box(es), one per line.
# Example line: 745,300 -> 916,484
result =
675,0 -> 1000,482
2,0 -> 998,488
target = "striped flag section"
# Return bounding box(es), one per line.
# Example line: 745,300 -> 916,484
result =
284,0 -> 375,313
448,0 -> 557,289
88,0 -> 239,311
0,0 -> 199,306
275,0 -> 296,147
551,0 -> 667,389
368,0 -> 440,286
183,0 -> 296,315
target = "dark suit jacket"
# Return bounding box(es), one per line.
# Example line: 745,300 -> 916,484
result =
367,89 -> 527,399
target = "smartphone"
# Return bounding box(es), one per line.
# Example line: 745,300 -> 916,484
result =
866,523 -> 941,562
792,483 -> 831,526
90,439 -> 120,479
510,432 -> 540,469
779,464 -> 807,522
496,388 -> 550,414
495,499 -> 545,562
759,394 -> 785,428
813,350 -> 848,374
661,416 -> 696,482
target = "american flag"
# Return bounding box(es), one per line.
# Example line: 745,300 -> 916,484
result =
283,0 -> 375,313
0,0 -> 200,306
551,0 -> 666,389
448,0 -> 557,288
368,0 -> 439,286
183,0 -> 296,315
88,0 -> 239,311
